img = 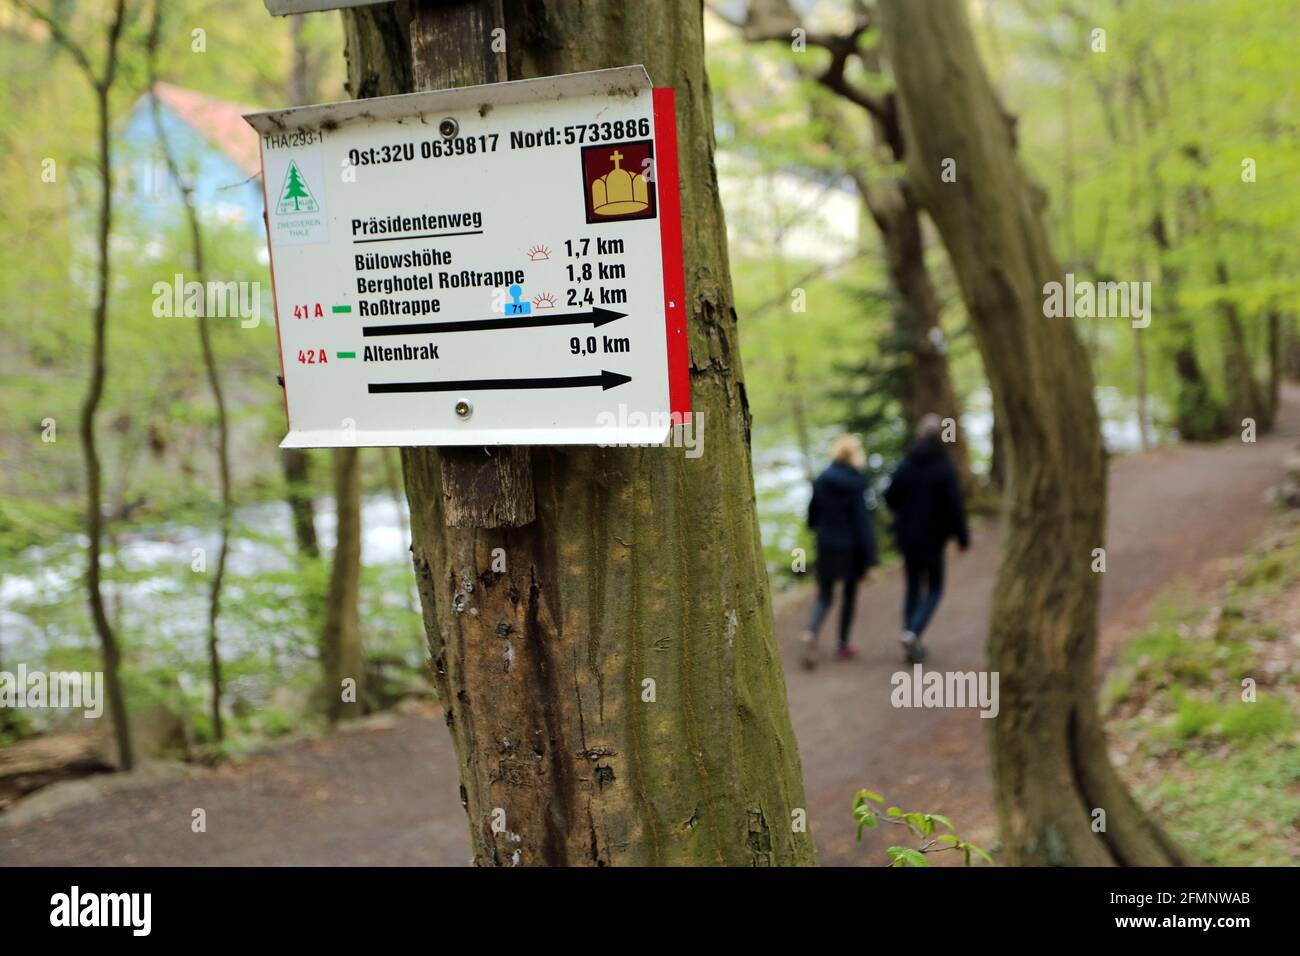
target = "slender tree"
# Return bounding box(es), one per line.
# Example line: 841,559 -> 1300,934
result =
146,0 -> 231,742
344,0 -> 815,865
321,447 -> 363,723
14,0 -> 134,770
728,0 -> 972,488
281,449 -> 320,558
878,0 -> 1187,865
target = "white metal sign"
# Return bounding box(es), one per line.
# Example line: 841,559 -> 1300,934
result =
244,66 -> 689,448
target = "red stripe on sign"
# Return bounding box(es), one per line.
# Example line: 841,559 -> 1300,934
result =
653,87 -> 691,419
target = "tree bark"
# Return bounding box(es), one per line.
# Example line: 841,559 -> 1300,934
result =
739,2 -> 972,488
281,448 -> 320,559
1283,313 -> 1300,382
1132,323 -> 1150,451
1215,262 -> 1269,433
322,447 -> 363,723
851,171 -> 970,483
1266,311 -> 1280,423
87,65 -> 134,773
879,0 -> 1186,866
1148,212 -> 1225,440
148,0 -> 230,742
19,0 -> 136,771
347,0 -> 815,865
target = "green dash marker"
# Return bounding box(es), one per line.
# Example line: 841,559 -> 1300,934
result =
332,305 -> 351,314
337,351 -> 356,359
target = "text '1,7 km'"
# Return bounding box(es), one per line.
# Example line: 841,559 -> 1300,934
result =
244,65 -> 689,448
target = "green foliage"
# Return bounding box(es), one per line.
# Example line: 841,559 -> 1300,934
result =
1138,746 -> 1300,866
1104,512 -> 1300,864
852,789 -> 992,866
1170,693 -> 1293,742
998,0 -> 1300,439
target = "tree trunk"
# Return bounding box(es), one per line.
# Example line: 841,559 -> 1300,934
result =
852,172 -> 971,485
1148,213 -> 1224,440
281,449 -> 320,559
1283,313 -> 1300,381
347,0 -> 815,866
879,0 -> 1186,866
764,193 -> 815,483
22,0 -> 133,770
781,14 -> 972,489
1216,262 -> 1268,433
322,447 -> 363,723
1265,310 -> 1281,430
83,46 -> 133,774
1132,323 -> 1150,451
148,0 -> 230,742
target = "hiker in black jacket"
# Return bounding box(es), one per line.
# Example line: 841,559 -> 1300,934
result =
883,414 -> 969,664
800,434 -> 878,669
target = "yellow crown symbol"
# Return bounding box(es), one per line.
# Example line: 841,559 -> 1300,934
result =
591,149 -> 649,216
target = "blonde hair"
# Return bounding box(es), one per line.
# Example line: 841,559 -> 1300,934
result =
916,413 -> 943,442
830,434 -> 867,470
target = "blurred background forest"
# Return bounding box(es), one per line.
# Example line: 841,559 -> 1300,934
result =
0,0 -> 1297,863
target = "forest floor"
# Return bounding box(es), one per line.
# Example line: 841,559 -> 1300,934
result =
2,386 -> 1297,866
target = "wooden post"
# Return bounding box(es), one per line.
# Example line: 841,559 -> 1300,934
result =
408,0 -> 534,529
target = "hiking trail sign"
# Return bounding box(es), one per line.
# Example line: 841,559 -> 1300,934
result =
244,66 -> 689,448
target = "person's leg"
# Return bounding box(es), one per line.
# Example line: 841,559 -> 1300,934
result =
807,572 -> 835,637
836,576 -> 858,650
802,570 -> 836,669
902,551 -> 923,630
900,551 -> 926,663
907,549 -> 947,637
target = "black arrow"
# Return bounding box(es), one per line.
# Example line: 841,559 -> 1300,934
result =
368,369 -> 632,394
362,307 -> 627,338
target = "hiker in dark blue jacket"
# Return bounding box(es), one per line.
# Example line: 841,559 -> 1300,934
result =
883,414 -> 969,664
800,434 -> 878,669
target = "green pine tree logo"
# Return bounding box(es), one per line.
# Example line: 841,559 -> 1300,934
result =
276,160 -> 319,215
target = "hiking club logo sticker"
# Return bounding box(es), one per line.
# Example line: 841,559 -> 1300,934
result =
268,147 -> 328,247
276,160 -> 320,215
580,140 -> 657,224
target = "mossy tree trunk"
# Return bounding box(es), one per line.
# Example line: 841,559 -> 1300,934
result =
879,0 -> 1187,866
345,0 -> 815,866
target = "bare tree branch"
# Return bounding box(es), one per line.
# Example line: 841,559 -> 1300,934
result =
11,0 -> 127,90
708,0 -> 892,124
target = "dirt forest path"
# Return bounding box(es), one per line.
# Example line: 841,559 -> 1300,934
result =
3,388 -> 1297,867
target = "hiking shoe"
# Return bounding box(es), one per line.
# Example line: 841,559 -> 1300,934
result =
901,631 -> 927,664
835,643 -> 859,661
800,632 -> 818,671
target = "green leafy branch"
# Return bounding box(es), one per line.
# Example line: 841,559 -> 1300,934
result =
852,790 -> 994,867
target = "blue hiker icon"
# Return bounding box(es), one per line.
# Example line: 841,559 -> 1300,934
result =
506,283 -> 532,316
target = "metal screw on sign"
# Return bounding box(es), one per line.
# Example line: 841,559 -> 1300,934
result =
439,117 -> 458,138
455,399 -> 473,420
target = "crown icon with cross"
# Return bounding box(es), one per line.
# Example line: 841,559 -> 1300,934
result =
591,149 -> 649,216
